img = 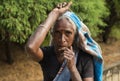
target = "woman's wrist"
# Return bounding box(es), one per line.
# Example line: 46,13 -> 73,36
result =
69,65 -> 77,73
49,9 -> 60,18
41,9 -> 60,30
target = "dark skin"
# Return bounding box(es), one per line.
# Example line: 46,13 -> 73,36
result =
52,18 -> 75,65
25,2 -> 93,81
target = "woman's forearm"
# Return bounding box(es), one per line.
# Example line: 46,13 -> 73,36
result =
70,66 -> 82,81
25,1 -> 72,60
25,10 -> 59,55
28,11 -> 59,47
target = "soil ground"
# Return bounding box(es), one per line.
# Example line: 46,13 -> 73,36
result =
0,41 -> 120,81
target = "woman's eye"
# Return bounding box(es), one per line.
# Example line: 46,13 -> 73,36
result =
54,31 -> 60,35
65,31 -> 72,35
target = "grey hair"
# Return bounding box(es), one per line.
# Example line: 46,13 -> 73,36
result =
50,15 -> 77,33
58,15 -> 76,32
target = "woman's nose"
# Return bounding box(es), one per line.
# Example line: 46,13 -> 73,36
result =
62,35 -> 66,42
59,34 -> 66,43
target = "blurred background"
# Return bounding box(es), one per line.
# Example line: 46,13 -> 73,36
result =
0,0 -> 120,81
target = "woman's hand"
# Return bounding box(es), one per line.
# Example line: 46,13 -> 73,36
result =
52,1 -> 72,16
61,47 -> 83,81
60,46 -> 76,70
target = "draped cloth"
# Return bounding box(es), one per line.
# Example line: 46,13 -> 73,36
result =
52,11 -> 103,81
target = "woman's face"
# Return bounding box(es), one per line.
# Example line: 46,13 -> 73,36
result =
52,18 -> 75,53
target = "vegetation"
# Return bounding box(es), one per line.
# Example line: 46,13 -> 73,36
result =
0,0 -> 110,44
0,0 -> 48,63
102,0 -> 120,43
0,0 -> 120,63
0,0 -> 119,45
0,0 -> 47,44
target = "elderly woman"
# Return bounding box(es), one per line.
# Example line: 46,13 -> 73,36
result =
25,2 -> 103,81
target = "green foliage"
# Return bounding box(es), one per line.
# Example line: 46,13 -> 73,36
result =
113,0 -> 120,17
40,0 -> 109,37
112,0 -> 120,39
110,22 -> 120,39
0,0 -> 109,44
43,0 -> 110,37
102,0 -> 120,42
71,0 -> 109,37
0,0 -> 47,43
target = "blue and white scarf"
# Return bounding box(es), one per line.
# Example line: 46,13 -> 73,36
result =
53,11 -> 103,81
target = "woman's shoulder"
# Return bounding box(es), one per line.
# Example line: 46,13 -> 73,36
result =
40,46 -> 55,57
41,46 -> 54,52
77,50 -> 93,62
79,50 -> 93,57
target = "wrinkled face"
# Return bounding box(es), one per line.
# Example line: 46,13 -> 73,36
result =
52,18 -> 75,53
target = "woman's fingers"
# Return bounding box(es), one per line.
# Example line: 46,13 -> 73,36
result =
57,3 -> 62,9
58,46 -> 75,61
63,48 -> 75,60
53,1 -> 72,15
57,2 -> 67,8
62,2 -> 68,7
56,1 -> 72,9
65,1 -> 72,9
70,46 -> 73,51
